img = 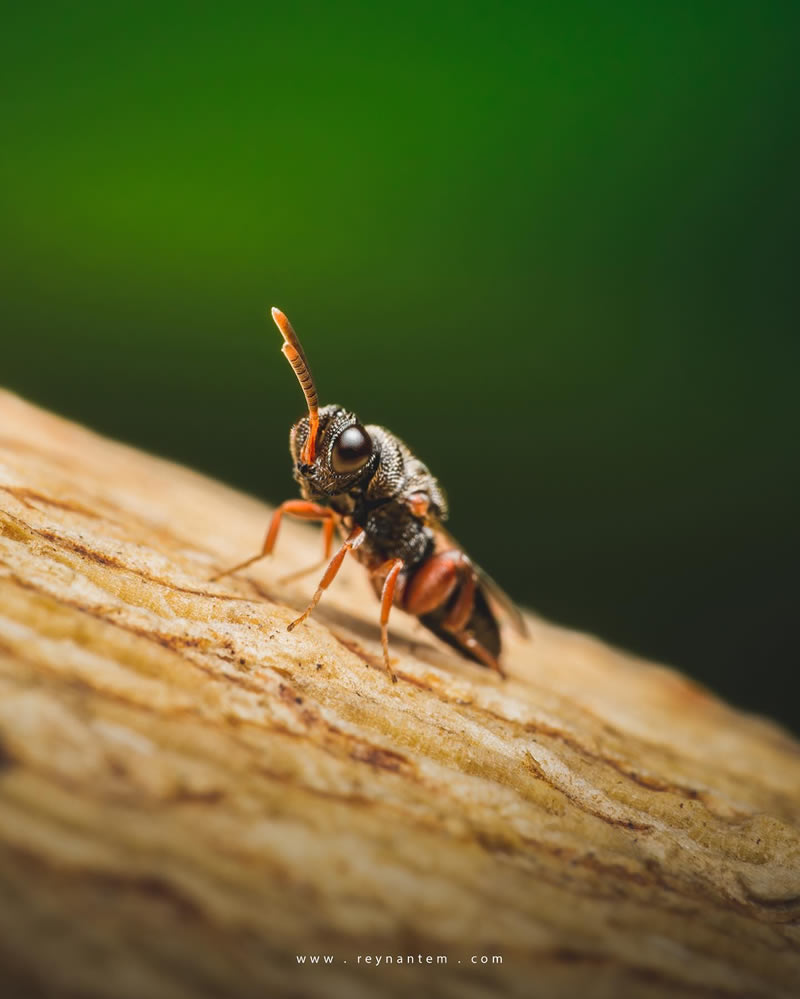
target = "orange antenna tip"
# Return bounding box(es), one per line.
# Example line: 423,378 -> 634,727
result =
269,307 -> 320,465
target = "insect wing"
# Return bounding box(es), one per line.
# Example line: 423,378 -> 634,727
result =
473,561 -> 529,637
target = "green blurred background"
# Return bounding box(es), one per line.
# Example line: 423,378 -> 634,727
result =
2,3 -> 797,731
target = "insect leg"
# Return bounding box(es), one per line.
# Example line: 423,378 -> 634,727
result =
286,525 -> 366,632
277,514 -> 337,583
376,558 -> 405,684
441,562 -> 505,675
441,560 -> 476,632
210,500 -> 335,581
450,631 -> 505,676
404,551 -> 505,676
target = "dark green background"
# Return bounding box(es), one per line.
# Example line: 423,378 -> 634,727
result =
2,4 -> 798,731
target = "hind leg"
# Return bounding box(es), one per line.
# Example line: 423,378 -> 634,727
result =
403,551 -> 504,676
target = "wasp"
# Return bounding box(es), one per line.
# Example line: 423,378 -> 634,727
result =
212,308 -> 527,682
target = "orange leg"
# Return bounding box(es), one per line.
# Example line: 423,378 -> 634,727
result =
376,558 -> 405,683
404,550 -> 504,676
451,630 -> 504,676
441,562 -> 476,633
287,525 -> 365,632
277,514 -> 337,584
210,500 -> 335,581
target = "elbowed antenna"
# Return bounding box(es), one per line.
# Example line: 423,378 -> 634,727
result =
271,307 -> 320,464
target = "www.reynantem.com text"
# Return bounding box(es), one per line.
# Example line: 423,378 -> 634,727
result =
296,954 -> 503,966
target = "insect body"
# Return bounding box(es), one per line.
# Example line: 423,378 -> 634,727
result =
212,308 -> 526,682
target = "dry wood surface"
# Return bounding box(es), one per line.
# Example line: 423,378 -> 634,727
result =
0,389 -> 798,999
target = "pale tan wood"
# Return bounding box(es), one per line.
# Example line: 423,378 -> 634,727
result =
0,388 -> 798,999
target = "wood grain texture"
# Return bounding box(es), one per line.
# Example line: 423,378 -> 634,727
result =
0,388 -> 798,999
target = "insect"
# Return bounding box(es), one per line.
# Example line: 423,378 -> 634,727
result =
211,308 -> 527,682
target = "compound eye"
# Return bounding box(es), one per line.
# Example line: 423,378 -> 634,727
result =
331,424 -> 372,474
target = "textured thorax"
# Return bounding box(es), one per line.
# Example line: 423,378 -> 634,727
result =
362,425 -> 447,515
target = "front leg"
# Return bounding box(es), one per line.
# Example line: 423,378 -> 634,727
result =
277,515 -> 337,584
210,500 -> 335,581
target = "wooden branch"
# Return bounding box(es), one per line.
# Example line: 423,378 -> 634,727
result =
0,388 -> 798,999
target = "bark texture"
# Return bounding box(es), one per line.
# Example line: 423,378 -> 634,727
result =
0,388 -> 798,999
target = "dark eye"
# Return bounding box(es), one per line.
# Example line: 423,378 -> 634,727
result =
331,424 -> 372,474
